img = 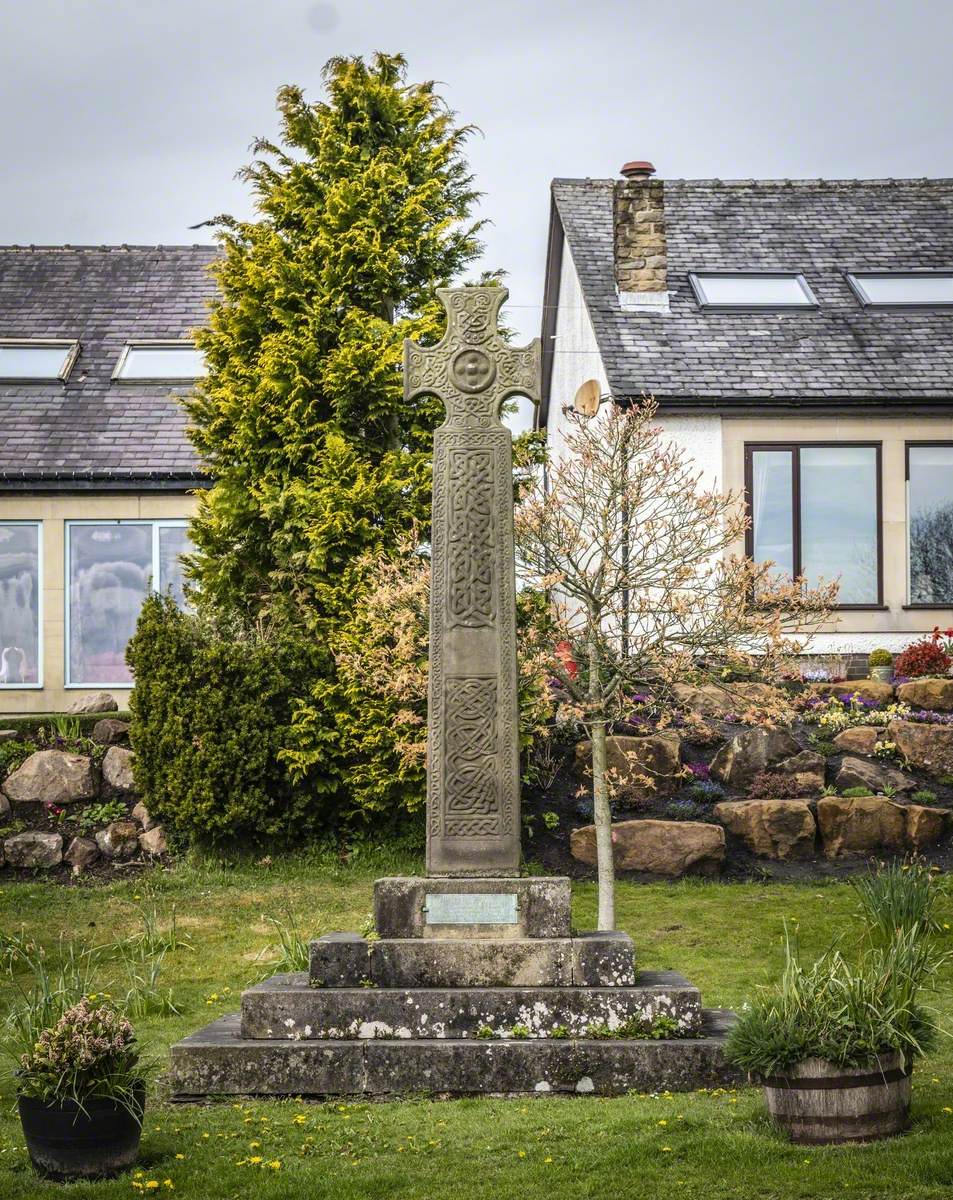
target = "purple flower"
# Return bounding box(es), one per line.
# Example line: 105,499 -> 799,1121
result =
687,761 -> 710,780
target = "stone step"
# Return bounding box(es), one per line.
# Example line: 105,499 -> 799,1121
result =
309,930 -> 635,989
168,1009 -> 738,1099
240,970 -> 701,1040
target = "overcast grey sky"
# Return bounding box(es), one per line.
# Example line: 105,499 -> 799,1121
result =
2,0 -> 952,427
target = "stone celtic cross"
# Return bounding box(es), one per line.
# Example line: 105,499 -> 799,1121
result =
404,287 -> 541,876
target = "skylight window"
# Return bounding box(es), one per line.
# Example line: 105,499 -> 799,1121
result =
113,342 -> 206,381
0,340 -> 78,381
846,273 -> 953,307
688,273 -> 817,309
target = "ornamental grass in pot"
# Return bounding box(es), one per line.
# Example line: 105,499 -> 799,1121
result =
9,999 -> 147,1181
726,861 -> 948,1145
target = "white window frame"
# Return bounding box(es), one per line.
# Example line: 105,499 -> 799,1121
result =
64,519 -> 189,689
688,272 -> 818,310
111,340 -> 205,382
0,520 -> 43,689
0,338 -> 80,382
846,271 -> 953,309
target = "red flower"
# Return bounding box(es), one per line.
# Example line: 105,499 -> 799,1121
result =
555,640 -> 579,680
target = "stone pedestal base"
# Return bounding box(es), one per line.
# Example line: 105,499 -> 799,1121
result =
168,875 -> 736,1098
373,876 -> 571,940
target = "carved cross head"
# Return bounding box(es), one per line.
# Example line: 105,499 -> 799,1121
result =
404,287 -> 541,429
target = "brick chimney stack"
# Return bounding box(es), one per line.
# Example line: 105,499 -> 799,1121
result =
614,161 -> 666,293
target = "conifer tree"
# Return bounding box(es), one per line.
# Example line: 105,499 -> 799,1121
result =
179,53 -> 485,824
187,53 -> 483,627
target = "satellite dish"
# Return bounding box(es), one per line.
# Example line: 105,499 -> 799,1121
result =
572,379 -> 602,418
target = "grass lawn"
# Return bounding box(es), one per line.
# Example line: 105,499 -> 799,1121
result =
1,847 -> 952,1199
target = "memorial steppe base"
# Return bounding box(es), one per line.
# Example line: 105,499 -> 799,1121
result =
169,876 -> 737,1098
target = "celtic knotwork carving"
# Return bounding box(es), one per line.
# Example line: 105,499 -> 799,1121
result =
448,289 -> 494,344
447,449 -> 495,627
406,345 -> 450,395
444,677 -> 500,836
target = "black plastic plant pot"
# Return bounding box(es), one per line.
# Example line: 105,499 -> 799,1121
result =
18,1083 -> 145,1181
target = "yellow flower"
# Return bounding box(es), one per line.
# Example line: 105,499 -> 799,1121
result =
134,1172 -> 144,1179
174,1153 -> 185,1160
544,1157 -> 553,1164
145,1183 -> 160,1191
249,1156 -> 263,1165
943,1107 -> 953,1114
658,1119 -> 667,1126
518,1150 -> 526,1159
249,1141 -> 261,1150
202,1132 -> 210,1139
267,1161 -> 281,1171
293,1114 -> 306,1125
163,1183 -> 174,1191
662,1146 -> 672,1152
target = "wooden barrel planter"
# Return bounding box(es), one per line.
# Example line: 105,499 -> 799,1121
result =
763,1053 -> 911,1144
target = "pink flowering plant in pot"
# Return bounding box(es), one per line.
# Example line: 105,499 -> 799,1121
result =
9,998 -> 147,1181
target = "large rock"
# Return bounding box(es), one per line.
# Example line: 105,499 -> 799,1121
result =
1,750 -> 98,806
834,756 -> 916,796
131,800 -> 155,830
65,691 -> 119,715
574,733 -> 682,805
64,836 -> 100,873
896,678 -> 953,713
833,727 -> 880,756
771,750 -> 826,794
709,726 -> 801,790
91,718 -> 131,747
906,805 -> 949,851
4,831 -> 63,868
889,720 -> 953,776
817,797 -> 947,857
101,746 -> 137,796
0,792 -> 9,819
713,799 -> 816,860
139,826 -> 167,856
95,820 -> 140,860
672,681 -> 788,719
809,679 -> 894,706
570,819 -> 724,877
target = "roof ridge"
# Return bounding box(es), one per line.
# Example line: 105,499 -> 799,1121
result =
552,176 -> 953,188
0,243 -> 218,252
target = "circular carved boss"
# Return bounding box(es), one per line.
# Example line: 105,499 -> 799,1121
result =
450,348 -> 496,394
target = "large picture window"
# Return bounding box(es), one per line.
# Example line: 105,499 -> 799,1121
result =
66,521 -> 191,687
745,444 -> 881,607
908,444 -> 953,606
0,522 -> 41,687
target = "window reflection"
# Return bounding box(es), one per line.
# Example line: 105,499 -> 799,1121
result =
0,524 -> 40,686
800,447 -> 878,605
909,445 -> 953,605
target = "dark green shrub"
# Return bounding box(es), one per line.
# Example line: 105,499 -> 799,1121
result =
867,649 -> 894,668
911,789 -> 938,805
127,595 -> 334,848
0,740 -> 37,782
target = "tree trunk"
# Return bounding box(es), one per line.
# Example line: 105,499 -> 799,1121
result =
591,719 -> 615,930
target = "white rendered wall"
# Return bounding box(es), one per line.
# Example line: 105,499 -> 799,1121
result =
546,239 -> 609,466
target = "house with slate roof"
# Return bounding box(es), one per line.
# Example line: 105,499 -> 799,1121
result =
538,164 -> 953,663
0,245 -> 218,712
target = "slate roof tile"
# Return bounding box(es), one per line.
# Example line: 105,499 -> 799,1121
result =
0,245 -> 219,482
551,177 -> 953,405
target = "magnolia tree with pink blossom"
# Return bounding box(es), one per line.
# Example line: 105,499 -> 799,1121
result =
514,400 -> 835,929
